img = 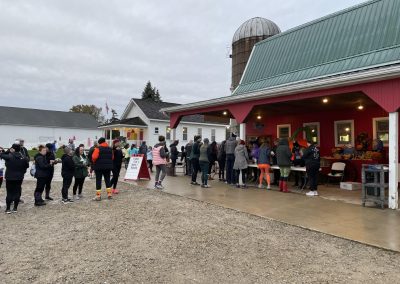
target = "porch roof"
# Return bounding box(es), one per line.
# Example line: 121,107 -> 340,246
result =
98,117 -> 147,129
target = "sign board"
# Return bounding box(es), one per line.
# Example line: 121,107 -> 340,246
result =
124,154 -> 151,181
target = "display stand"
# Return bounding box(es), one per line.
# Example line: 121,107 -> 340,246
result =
124,154 -> 151,181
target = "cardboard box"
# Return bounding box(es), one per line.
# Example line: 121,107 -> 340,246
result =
340,182 -> 362,191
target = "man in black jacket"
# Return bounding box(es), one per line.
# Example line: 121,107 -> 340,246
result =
110,139 -> 123,194
0,144 -> 29,213
91,138 -> 114,201
61,146 -> 75,203
184,140 -> 193,176
34,145 -> 55,206
190,135 -> 202,185
303,141 -> 321,197
44,143 -> 57,200
170,140 -> 179,176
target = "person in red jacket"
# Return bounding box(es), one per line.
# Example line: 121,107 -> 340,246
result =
91,138 -> 114,201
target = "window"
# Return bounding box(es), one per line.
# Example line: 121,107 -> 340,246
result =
211,129 -> 216,142
373,117 -> 389,145
334,120 -> 354,147
166,126 -> 171,140
182,127 -> 188,141
154,127 -> 159,134
198,128 -> 202,137
277,124 -> 291,139
303,122 -> 320,145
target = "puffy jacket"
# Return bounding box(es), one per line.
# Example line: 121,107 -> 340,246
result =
152,143 -> 167,165
225,137 -> 237,155
0,152 -> 29,180
34,153 -> 53,178
61,154 -> 75,178
73,154 -> 88,179
91,143 -> 114,171
258,145 -> 271,165
233,144 -> 249,170
276,139 -> 292,167
113,147 -> 124,168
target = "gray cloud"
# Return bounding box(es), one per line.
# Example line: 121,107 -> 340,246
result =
0,0 -> 365,117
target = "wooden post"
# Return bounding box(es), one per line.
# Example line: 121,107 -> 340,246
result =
239,123 -> 246,141
389,112 -> 399,209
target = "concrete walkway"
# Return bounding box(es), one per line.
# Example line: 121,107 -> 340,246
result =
126,173 -> 400,252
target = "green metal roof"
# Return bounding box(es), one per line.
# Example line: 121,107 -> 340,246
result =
233,0 -> 400,96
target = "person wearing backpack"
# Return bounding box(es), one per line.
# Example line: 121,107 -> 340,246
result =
152,136 -> 168,189
34,145 -> 55,206
0,144 -> 29,213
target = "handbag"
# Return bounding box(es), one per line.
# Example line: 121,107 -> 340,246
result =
30,163 -> 36,177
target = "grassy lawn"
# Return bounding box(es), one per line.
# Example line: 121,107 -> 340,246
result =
28,148 -> 64,159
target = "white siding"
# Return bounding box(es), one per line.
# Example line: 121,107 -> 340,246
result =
125,102 -> 150,125
0,125 -> 102,149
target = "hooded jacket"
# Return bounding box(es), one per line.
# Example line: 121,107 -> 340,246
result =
170,141 -> 179,160
302,144 -> 321,166
233,144 -> 249,170
34,153 -> 53,178
258,145 -> 271,165
61,153 -> 75,178
225,137 -> 237,155
0,152 -> 29,180
276,139 -> 292,167
73,154 -> 89,179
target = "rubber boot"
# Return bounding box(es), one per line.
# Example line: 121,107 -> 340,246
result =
107,188 -> 113,199
279,178 -> 284,192
94,190 -> 101,201
283,178 -> 291,193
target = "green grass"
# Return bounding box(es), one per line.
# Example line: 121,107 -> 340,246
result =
28,149 -> 64,160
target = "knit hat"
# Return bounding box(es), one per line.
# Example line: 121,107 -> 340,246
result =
11,144 -> 21,152
98,137 -> 106,144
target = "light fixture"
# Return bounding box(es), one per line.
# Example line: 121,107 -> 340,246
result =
345,128 -> 350,132
322,98 -> 329,103
223,111 -> 228,115
358,105 -> 364,110
257,115 -> 262,120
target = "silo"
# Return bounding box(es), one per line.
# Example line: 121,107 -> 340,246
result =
231,17 -> 281,92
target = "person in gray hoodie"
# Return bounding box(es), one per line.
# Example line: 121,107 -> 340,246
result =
233,140 -> 249,188
225,134 -> 237,185
276,138 -> 292,193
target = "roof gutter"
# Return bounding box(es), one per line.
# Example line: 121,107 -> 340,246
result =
161,64 -> 400,114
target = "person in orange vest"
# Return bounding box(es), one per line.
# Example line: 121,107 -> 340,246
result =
91,138 -> 114,201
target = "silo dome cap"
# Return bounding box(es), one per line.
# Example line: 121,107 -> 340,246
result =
232,17 -> 280,43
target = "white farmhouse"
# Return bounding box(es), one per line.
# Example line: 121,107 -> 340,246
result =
99,98 -> 228,147
0,106 -> 102,149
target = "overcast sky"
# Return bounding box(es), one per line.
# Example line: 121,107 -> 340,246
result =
0,0 -> 365,118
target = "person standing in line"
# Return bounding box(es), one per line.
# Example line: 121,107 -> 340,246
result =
270,139 -> 281,186
233,140 -> 249,189
152,136 -> 168,189
68,139 -> 76,151
72,146 -> 88,200
128,144 -> 139,156
250,142 -> 260,182
303,141 -> 321,197
199,138 -> 211,188
258,141 -> 272,190
0,144 -> 29,213
122,144 -> 130,169
217,140 -> 226,182
180,145 -> 186,164
208,141 -> 218,180
138,141 -> 148,156
34,145 -> 55,206
185,140 -> 193,176
18,139 -> 30,162
87,141 -> 98,179
0,147 -> 4,189
190,135 -> 202,186
91,138 -> 114,201
169,140 -> 179,176
292,141 -> 304,187
61,146 -> 75,204
44,143 -> 57,201
276,138 -> 292,193
110,139 -> 123,194
147,146 -> 153,173
225,134 -> 237,185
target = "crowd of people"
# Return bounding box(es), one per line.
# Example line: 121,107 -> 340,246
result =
0,133 -> 321,214
162,133 -> 320,195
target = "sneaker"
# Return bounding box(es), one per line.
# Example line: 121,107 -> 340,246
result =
258,184 -> 263,189
5,209 -> 11,214
204,184 -> 211,188
12,208 -> 18,213
78,194 -> 83,198
191,182 -> 200,186
314,191 -> 319,196
306,191 -> 316,197
45,196 -> 54,201
67,199 -> 74,203
34,200 -> 46,206
267,185 -> 271,190
61,199 -> 70,204
73,195 -> 79,201
112,189 -> 119,194
201,184 -> 206,188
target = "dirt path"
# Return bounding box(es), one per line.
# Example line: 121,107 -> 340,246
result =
0,180 -> 399,283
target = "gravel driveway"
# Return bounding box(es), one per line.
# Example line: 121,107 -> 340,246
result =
0,180 -> 399,283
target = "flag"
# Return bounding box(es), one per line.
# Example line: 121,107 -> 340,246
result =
105,101 -> 109,114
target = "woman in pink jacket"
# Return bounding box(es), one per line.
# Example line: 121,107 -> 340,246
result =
152,136 -> 168,189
